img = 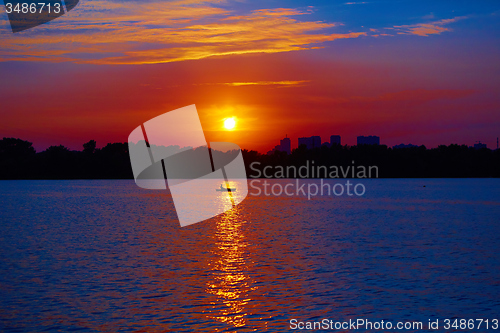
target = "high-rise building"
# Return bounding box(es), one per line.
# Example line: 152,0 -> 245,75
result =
298,137 -> 311,149
267,135 -> 292,155
330,135 -> 341,146
280,136 -> 291,154
298,136 -> 321,149
357,135 -> 380,145
311,136 -> 321,148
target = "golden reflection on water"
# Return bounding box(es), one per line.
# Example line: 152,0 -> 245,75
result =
205,181 -> 256,329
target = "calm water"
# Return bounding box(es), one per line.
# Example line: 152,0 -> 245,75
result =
0,179 -> 499,332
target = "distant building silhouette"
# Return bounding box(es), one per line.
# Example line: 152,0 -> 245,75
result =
357,135 -> 380,145
280,136 -> 291,154
474,142 -> 487,149
312,136 -> 321,148
330,135 -> 341,146
298,136 -> 321,149
267,135 -> 292,155
298,137 -> 312,149
297,137 -> 308,148
393,143 -> 418,149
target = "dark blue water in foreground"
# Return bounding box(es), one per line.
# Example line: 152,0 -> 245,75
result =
0,179 -> 499,332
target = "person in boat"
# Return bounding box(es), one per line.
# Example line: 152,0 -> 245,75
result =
220,184 -> 224,190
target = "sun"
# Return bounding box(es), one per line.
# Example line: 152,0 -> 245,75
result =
223,117 -> 236,130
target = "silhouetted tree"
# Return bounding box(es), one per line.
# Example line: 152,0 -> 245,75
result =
83,140 -> 97,154
0,137 -> 36,158
97,142 -> 132,179
0,138 -> 36,178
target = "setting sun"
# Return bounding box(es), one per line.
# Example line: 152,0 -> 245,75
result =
224,117 -> 236,130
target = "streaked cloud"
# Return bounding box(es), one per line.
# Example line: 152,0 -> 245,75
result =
178,80 -> 310,88
393,16 -> 467,36
219,80 -> 310,87
0,0 -> 365,64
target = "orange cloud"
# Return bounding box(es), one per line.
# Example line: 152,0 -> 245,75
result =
0,1 -> 365,64
393,16 -> 467,36
164,80 -> 310,88
220,80 -> 310,87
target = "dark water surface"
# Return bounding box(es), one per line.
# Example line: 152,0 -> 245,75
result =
0,179 -> 499,332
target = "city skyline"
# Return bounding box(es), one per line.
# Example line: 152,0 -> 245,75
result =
267,134 -> 496,154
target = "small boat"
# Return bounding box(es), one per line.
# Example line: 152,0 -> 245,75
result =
216,186 -> 236,192
216,188 -> 236,192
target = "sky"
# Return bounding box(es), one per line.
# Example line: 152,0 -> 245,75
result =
0,0 -> 499,152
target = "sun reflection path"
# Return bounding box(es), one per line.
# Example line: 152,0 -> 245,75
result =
205,195 -> 256,329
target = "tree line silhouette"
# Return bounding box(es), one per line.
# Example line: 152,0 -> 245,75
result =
0,137 -> 498,179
